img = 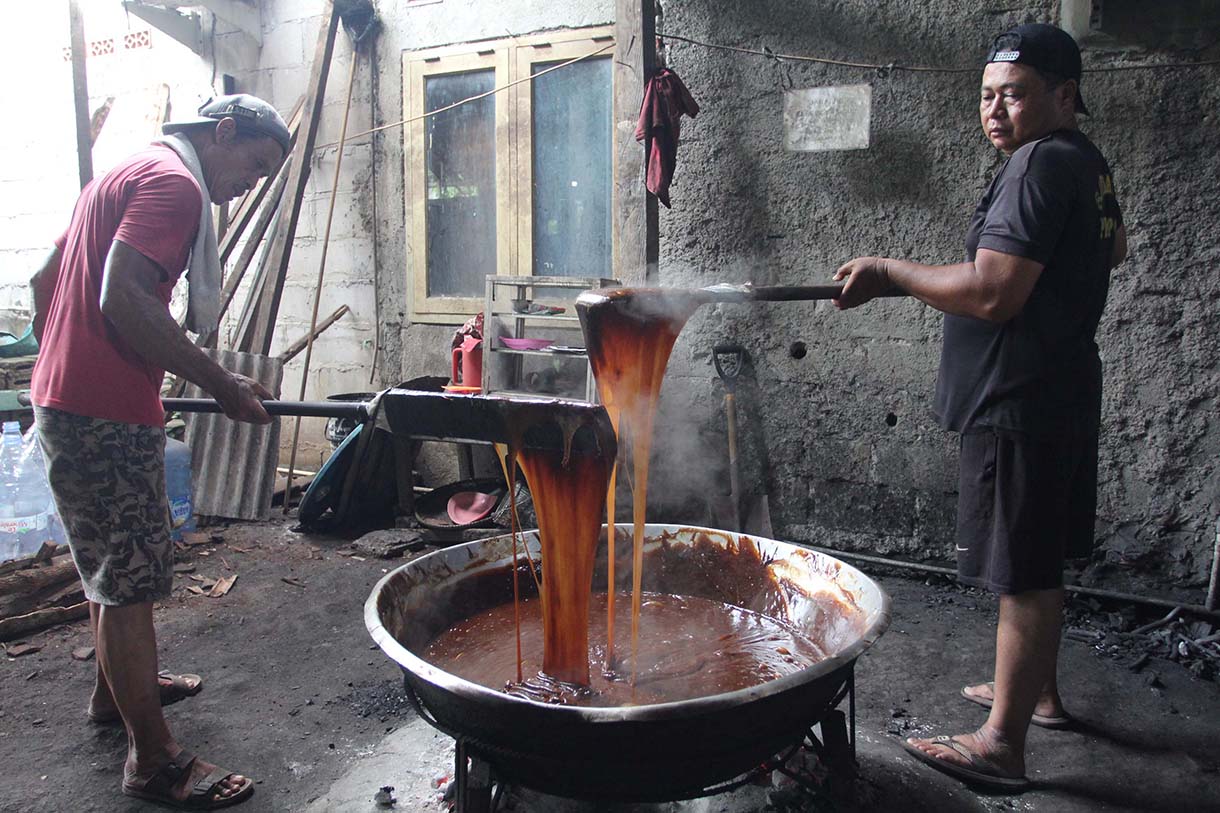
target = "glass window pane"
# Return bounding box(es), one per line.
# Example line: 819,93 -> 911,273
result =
531,57 -> 612,279
425,70 -> 497,297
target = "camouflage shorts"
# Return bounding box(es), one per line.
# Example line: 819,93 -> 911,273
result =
34,406 -> 172,607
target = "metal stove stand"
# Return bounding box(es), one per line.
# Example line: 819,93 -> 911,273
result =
406,667 -> 858,813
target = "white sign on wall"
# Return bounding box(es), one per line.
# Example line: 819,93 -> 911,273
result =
783,84 -> 872,152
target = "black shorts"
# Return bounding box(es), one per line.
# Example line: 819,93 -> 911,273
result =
955,420 -> 1098,595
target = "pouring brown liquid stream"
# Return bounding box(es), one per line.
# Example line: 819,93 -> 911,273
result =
494,407 -> 615,688
425,288 -> 828,704
577,289 -> 705,682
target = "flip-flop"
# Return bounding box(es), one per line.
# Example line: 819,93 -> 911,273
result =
123,749 -> 254,810
960,682 -> 1073,729
901,735 -> 1030,792
88,671 -> 204,725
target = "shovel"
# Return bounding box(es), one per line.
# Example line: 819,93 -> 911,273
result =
710,343 -> 774,537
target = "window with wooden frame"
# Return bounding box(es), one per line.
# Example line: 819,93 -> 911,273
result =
404,27 -> 615,322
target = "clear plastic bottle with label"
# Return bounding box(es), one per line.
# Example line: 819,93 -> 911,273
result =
0,421 -> 66,560
164,436 -> 195,540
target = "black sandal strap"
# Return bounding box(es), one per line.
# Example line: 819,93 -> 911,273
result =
190,766 -> 241,803
138,749 -> 199,797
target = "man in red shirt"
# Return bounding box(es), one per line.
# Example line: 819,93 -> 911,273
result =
29,95 -> 288,809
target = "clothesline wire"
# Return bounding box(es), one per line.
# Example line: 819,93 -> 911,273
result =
315,41 -> 615,150
315,32 -> 1219,151
658,32 -> 1220,75
659,32 -> 973,73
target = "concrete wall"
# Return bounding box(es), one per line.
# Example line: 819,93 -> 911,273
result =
640,0 -> 1220,595
363,0 -> 614,483
220,0 -> 613,472
9,1 -> 1214,593
259,0 -> 1216,593
212,0 -> 372,470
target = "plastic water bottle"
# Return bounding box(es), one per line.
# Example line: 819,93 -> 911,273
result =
0,421 -> 65,560
164,436 -> 195,541
0,423 -> 21,561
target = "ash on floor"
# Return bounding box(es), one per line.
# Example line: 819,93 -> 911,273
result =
1,517 -> 1217,812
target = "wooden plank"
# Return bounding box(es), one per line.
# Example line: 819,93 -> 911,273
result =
218,155 -> 293,321
68,0 -> 93,188
0,601 -> 89,642
277,304 -> 349,364
0,545 -> 68,578
0,579 -> 88,626
237,3 -> 341,355
612,0 -> 658,286
0,558 -> 81,620
230,204 -> 282,352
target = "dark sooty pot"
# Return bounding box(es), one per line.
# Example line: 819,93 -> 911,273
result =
365,525 -> 891,802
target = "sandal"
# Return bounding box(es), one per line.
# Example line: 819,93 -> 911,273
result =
122,749 -> 254,810
902,735 -> 1030,792
88,671 -> 204,725
961,682 -> 1073,729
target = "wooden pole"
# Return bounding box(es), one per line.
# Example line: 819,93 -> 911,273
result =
277,304 -> 349,364
613,0 -> 658,286
0,602 -> 90,642
218,156 -> 293,321
0,558 -> 81,619
282,50 -> 359,513
68,0 -> 93,189
237,2 -> 340,355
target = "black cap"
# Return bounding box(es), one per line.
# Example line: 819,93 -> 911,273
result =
986,23 -> 1089,115
163,94 -> 292,155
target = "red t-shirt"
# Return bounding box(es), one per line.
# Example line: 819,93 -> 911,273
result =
31,145 -> 201,426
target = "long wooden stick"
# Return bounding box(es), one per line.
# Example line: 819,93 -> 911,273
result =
68,0 -> 92,189
218,156 -> 293,321
237,1 -> 340,355
277,305 -> 349,364
0,601 -> 89,642
230,203 -> 284,351
0,558 -> 81,618
283,49 -> 359,513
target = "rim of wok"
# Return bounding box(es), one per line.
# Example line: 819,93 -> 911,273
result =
365,523 -> 892,724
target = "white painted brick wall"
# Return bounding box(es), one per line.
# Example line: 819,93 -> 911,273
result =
258,17 -> 307,68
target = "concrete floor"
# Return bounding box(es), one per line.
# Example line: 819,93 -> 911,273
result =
1,518 -> 1217,812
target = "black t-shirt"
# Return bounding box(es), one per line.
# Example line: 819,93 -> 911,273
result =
934,129 -> 1123,436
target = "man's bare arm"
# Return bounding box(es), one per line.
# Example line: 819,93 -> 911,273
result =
834,249 -> 1045,323
99,239 -> 271,423
29,245 -> 63,345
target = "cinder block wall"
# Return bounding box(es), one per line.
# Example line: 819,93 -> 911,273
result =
219,0 -> 381,471
641,0 -> 1220,594
247,0 -> 1216,594
365,0 -> 615,487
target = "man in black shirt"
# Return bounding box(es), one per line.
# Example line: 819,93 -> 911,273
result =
834,23 -> 1126,791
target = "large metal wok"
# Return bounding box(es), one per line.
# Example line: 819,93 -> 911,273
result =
366,524 -> 891,802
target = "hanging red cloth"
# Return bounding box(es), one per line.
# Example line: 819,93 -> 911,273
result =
634,68 -> 699,208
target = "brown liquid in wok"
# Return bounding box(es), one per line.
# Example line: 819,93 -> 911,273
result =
425,590 -> 827,706
422,289 -> 832,706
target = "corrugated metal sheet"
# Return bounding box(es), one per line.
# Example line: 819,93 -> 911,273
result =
182,351 -> 284,521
